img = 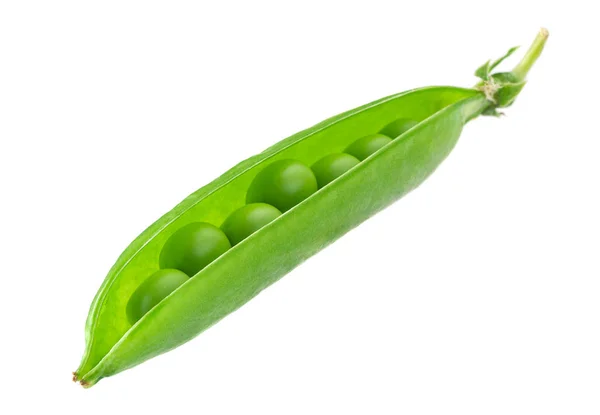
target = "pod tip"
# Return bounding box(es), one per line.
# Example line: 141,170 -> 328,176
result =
540,27 -> 549,38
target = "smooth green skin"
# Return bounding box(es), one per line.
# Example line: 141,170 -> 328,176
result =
246,159 -> 318,212
311,153 -> 360,188
221,203 -> 282,245
126,269 -> 189,325
76,87 -> 490,387
345,134 -> 393,161
159,222 -> 231,276
379,118 -> 419,138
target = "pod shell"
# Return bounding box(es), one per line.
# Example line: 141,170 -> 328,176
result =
76,87 -> 488,386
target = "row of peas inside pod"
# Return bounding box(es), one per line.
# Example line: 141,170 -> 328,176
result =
126,118 -> 419,324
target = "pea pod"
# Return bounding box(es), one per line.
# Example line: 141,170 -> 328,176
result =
74,29 -> 548,387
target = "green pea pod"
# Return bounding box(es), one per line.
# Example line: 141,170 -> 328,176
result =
74,29 -> 548,387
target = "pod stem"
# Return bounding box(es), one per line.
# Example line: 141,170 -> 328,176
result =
474,28 -> 549,114
511,28 -> 549,82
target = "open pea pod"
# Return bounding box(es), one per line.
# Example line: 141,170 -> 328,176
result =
75,29 -> 548,387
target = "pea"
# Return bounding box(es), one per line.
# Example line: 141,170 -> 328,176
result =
76,29 -> 550,387
379,118 -> 418,138
221,203 -> 282,245
311,153 -> 360,188
159,222 -> 231,276
246,159 -> 318,212
345,134 -> 392,161
126,269 -> 189,325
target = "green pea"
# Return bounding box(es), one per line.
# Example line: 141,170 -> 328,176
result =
127,269 -> 189,325
345,134 -> 392,161
221,203 -> 282,245
76,29 -> 550,387
311,153 -> 360,188
246,159 -> 318,212
379,118 -> 418,138
159,222 -> 231,276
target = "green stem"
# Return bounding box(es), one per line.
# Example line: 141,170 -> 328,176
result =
511,28 -> 549,82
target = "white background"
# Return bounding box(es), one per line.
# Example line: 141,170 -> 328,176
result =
1,1 -> 598,414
